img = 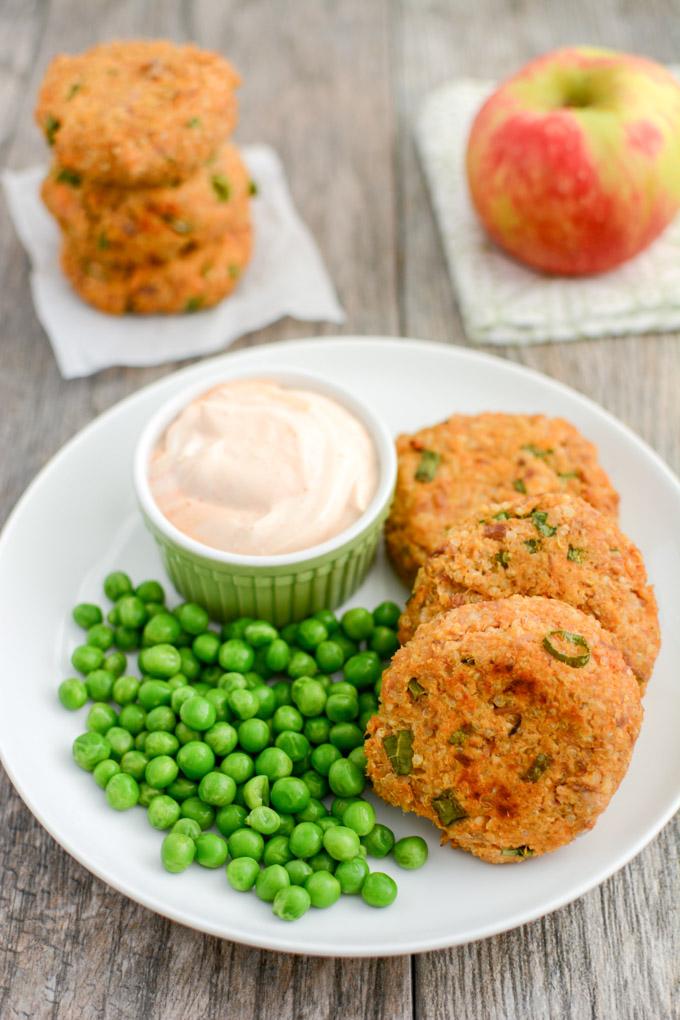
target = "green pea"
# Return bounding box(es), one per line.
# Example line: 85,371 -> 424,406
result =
105,726 -> 134,758
93,758 -> 120,789
348,746 -> 368,772
218,639 -> 255,673
135,580 -> 165,604
238,718 -> 270,753
143,612 -> 182,646
138,680 -> 172,709
111,675 -> 139,706
278,622 -> 297,644
334,633 -> 359,662
341,607 -> 374,642
227,856 -> 260,892
175,602 -> 210,636
134,733 -> 148,751
288,822 -> 322,858
372,601 -> 400,628
108,606 -> 120,625
370,626 -> 399,659
325,692 -> 358,723
343,651 -> 381,689
361,871 -> 397,907
228,688 -> 258,721
256,864 -> 290,903
303,716 -> 331,745
342,800 -> 376,836
204,721 -> 238,757
322,825 -> 361,861
105,772 -> 139,810
362,823 -> 395,858
118,704 -> 146,735
73,603 -> 103,629
272,885 -> 311,921
84,669 -> 113,702
271,680 -> 293,706
145,731 -> 179,758
199,771 -> 236,806
145,602 -> 166,618
191,632 -> 221,664
270,777 -> 310,815
315,640 -> 344,674
114,626 -> 139,651
300,770 -> 328,800
296,618 -> 328,651
272,705 -> 303,734
170,685 -> 196,712
145,755 -> 178,789
287,650 -> 317,679
228,827 -> 264,861
310,743 -> 342,777
58,678 -> 88,710
255,747 -> 293,781
120,750 -> 148,781
393,835 -> 429,869
86,702 -> 116,735
285,859 -> 313,886
180,696 -> 216,731
180,796 -> 215,830
104,651 -> 127,677
265,639 -> 290,673
243,774 -> 269,810
104,571 -> 133,601
328,758 -> 365,797
139,782 -> 162,807
329,722 -> 364,752
146,705 -> 176,732
161,832 -> 195,873
291,678 -> 327,717
147,794 -> 181,830
71,644 -> 105,675
190,682 -> 210,697
177,740 -> 215,779
335,855 -> 369,894
138,644 -> 182,679
195,832 -> 228,868
296,798 -> 327,824
305,870 -> 341,908
277,813 -> 295,837
243,620 -> 278,647
216,803 -> 248,837
252,684 -> 277,720
262,836 -> 292,867
274,731 -> 310,764
116,595 -> 148,629
246,806 -> 281,835
179,647 -> 201,680
166,777 -> 197,802
220,751 -> 254,785
87,623 -> 115,651
172,817 -> 201,839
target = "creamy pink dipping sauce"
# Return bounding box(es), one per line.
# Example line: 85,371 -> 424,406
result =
149,379 -> 379,556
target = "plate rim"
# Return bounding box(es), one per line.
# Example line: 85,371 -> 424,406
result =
1,334 -> 679,956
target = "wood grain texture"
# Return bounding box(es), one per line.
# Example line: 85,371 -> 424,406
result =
0,1 -> 677,1018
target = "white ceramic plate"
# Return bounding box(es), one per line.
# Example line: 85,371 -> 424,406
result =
1,337 -> 678,957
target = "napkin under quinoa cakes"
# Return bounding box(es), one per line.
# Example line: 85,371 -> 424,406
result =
399,493 -> 659,688
36,40 -> 240,187
60,227 -> 252,315
366,595 -> 642,864
385,413 -> 620,585
42,143 -> 252,265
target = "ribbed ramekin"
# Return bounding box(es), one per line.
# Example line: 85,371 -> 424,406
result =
133,369 -> 397,625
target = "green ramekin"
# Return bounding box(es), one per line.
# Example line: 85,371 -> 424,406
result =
133,370 -> 397,625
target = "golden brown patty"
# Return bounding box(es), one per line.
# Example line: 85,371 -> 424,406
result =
366,596 -> 642,864
36,40 -> 240,186
399,493 -> 659,688
42,143 -> 252,264
60,227 -> 252,315
385,413 -> 620,585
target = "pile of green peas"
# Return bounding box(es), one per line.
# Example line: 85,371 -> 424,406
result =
61,572 -> 429,922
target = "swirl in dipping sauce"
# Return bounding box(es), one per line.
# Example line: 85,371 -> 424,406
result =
149,378 -> 379,556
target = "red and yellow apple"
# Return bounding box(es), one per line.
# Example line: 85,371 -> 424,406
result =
466,47 -> 680,275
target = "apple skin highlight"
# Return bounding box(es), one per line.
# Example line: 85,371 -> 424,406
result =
466,47 -> 680,275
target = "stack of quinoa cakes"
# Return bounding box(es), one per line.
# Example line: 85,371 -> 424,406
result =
367,413 -> 660,864
36,40 -> 253,315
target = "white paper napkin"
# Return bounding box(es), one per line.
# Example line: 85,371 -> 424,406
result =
2,145 -> 344,377
417,78 -> 680,345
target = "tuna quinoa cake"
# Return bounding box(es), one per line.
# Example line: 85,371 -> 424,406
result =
35,40 -> 240,187
399,493 -> 659,688
60,227 -> 252,315
385,413 -> 620,586
366,596 -> 642,864
42,143 -> 252,265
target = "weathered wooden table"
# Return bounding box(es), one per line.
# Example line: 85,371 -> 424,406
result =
1,1 -> 678,1016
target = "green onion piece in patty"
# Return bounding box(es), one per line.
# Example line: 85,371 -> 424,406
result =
45,114 -> 60,145
524,539 -> 540,554
449,729 -> 467,747
184,296 -> 203,313
383,730 -> 413,775
414,449 -> 440,482
567,545 -> 586,563
521,752 -> 552,782
513,478 -> 527,493
559,470 -> 579,481
66,83 -> 81,100
432,790 -> 467,825
248,179 -> 258,196
56,167 -> 81,187
531,510 -> 557,537
186,116 -> 202,128
407,678 -> 426,700
501,845 -> 534,858
521,444 -> 553,459
494,550 -> 510,569
211,174 -> 231,201
543,630 -> 590,668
